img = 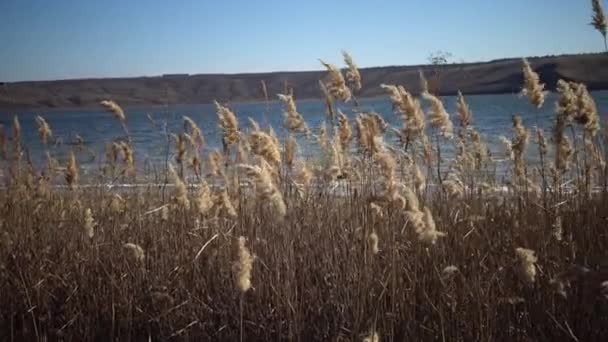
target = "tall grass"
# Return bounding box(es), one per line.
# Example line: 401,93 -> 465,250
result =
0,55 -> 607,341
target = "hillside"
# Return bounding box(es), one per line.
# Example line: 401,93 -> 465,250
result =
1,53 -> 607,109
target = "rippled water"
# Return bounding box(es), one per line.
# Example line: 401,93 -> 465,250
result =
1,91 -> 607,178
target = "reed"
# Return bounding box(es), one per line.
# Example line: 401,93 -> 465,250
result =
1,51 -> 608,342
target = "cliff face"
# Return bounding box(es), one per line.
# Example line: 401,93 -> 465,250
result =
1,53 -> 607,109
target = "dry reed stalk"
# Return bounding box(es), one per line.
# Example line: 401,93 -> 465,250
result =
0,125 -> 6,159
319,59 -> 351,102
35,116 -> 53,145
342,50 -> 362,92
234,236 -> 253,293
521,59 -> 546,109
278,93 -> 309,134
285,135 -> 297,169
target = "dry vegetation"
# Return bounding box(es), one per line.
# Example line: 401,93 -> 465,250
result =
1,52 -> 608,341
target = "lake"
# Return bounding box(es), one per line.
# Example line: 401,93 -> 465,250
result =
1,91 -> 608,179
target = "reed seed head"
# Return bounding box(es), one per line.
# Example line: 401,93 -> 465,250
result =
319,59 -> 351,102
342,50 -> 362,92
234,236 -> 253,293
123,243 -> 145,263
515,247 -> 537,284
100,100 -> 126,122
521,59 -> 546,109
35,116 -> 53,145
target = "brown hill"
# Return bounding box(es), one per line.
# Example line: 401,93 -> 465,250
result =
1,53 -> 607,109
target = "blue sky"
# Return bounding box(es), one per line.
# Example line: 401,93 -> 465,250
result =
0,0 -> 604,82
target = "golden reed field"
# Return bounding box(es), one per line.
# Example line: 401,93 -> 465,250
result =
1,51 -> 608,341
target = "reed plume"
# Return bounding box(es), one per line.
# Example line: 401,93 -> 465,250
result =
326,130 -> 349,180
35,116 -> 53,145
240,159 -> 286,220
100,100 -> 126,122
208,150 -> 223,177
183,116 -> 205,150
317,122 -> 329,151
422,92 -> 454,139
521,59 -> 546,109
215,100 -> 239,147
213,188 -> 237,218
249,128 -> 281,166
278,93 -> 309,134
109,194 -> 126,214
342,50 -> 362,92
591,0 -> 608,51
173,133 -> 187,165
355,113 -> 385,155
319,80 -> 335,120
12,115 -> 21,162
84,208 -> 95,239
169,164 -> 190,210
196,180 -> 214,216
381,84 -> 426,146
337,110 -> 353,149
456,91 -> 473,128
573,82 -> 600,136
293,161 -> 313,192
120,142 -> 135,175
123,243 -> 145,264
363,331 -> 380,342
319,59 -> 351,102
511,115 -> 528,180
443,265 -> 459,278
234,236 -> 253,293
515,247 -> 537,284
368,231 -> 380,254
65,151 -> 79,190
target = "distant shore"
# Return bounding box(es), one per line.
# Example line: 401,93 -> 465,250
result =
1,53 -> 607,110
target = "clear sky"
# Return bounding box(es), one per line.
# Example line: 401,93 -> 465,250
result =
0,0 -> 604,82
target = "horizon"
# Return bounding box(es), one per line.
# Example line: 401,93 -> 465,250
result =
4,51 -> 603,84
1,0 -> 606,82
